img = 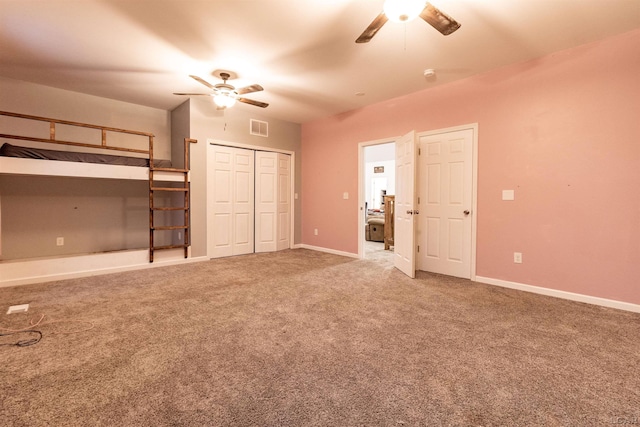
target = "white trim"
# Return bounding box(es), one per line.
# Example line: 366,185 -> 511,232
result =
357,136 -> 401,260
0,157 -> 184,181
0,250 -> 209,288
207,138 -> 293,156
297,244 -> 359,259
476,276 -> 640,313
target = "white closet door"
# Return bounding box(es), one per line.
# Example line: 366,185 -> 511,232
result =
209,145 -> 254,258
255,151 -> 278,253
277,153 -> 291,251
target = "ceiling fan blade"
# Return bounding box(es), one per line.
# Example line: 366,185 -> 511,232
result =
420,3 -> 461,36
189,75 -> 216,90
356,12 -> 388,43
173,92 -> 211,96
238,97 -> 269,108
236,84 -> 264,95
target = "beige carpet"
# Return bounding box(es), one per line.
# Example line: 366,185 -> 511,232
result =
1,249 -> 638,426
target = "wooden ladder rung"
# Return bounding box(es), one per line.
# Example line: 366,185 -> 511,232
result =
152,225 -> 188,231
152,207 -> 188,211
150,167 -> 189,173
150,187 -> 188,192
152,244 -> 189,250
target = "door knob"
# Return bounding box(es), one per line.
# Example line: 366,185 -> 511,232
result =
406,210 -> 413,215
464,210 -> 470,215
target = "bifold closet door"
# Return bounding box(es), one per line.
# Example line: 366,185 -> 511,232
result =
255,151 -> 278,253
254,152 -> 291,253
210,145 -> 255,258
276,153 -> 291,251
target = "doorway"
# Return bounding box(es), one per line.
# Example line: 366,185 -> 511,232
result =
358,125 -> 477,280
358,139 -> 396,262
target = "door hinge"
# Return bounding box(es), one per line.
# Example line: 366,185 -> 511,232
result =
418,196 -> 420,204
417,245 -> 420,253
418,148 -> 421,155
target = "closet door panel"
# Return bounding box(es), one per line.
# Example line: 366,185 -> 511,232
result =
277,153 -> 291,251
209,145 -> 254,258
232,151 -> 254,256
255,151 -> 278,253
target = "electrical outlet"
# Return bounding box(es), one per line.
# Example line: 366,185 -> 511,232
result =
314,228 -> 318,236
514,252 -> 523,264
7,304 -> 29,314
56,237 -> 64,246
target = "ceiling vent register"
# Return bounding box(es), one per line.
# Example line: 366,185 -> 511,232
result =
250,119 -> 268,137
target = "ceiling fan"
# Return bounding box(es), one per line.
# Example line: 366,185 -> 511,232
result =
356,0 -> 461,43
174,71 -> 268,109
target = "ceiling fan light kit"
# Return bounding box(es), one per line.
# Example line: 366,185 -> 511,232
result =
383,0 -> 426,23
356,1 -> 461,43
214,93 -> 236,108
173,71 -> 268,109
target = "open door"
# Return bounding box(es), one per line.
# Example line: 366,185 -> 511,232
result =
394,131 -> 417,278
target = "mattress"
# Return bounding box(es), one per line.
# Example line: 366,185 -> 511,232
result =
0,142 -> 171,168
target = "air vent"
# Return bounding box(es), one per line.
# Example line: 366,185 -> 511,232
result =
250,119 -> 268,137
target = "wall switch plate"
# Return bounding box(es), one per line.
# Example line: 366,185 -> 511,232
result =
56,237 -> 64,246
514,252 -> 523,264
343,192 -> 349,199
7,304 -> 29,314
314,228 -> 318,236
502,190 -> 515,201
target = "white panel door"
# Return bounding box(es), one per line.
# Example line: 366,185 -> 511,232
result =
394,131 -> 418,278
277,153 -> 291,251
417,129 -> 473,278
233,150 -> 255,255
209,145 -> 254,258
255,151 -> 277,253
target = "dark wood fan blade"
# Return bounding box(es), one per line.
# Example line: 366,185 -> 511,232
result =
189,75 -> 216,90
356,12 -> 388,43
173,92 -> 211,96
420,3 -> 461,36
238,97 -> 269,108
236,84 -> 264,95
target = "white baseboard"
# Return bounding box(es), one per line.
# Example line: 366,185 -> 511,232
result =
0,249 -> 209,288
475,276 -> 640,313
296,244 -> 358,259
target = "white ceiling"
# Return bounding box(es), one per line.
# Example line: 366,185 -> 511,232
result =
1,0 -> 638,124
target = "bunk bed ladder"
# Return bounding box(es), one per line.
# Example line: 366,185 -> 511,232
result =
148,137 -> 197,263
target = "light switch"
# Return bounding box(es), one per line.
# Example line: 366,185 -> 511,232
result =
343,192 -> 349,199
502,190 -> 514,201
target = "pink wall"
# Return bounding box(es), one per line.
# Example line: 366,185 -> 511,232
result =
301,29 -> 640,305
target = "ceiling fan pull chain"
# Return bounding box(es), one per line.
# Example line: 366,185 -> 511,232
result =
404,23 -> 408,51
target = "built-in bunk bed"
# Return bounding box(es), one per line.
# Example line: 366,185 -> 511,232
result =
0,110 -> 196,286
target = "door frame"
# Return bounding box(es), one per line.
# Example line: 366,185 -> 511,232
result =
357,136 -> 401,259
357,124 -> 478,281
206,138 -> 296,259
416,123 -> 478,280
